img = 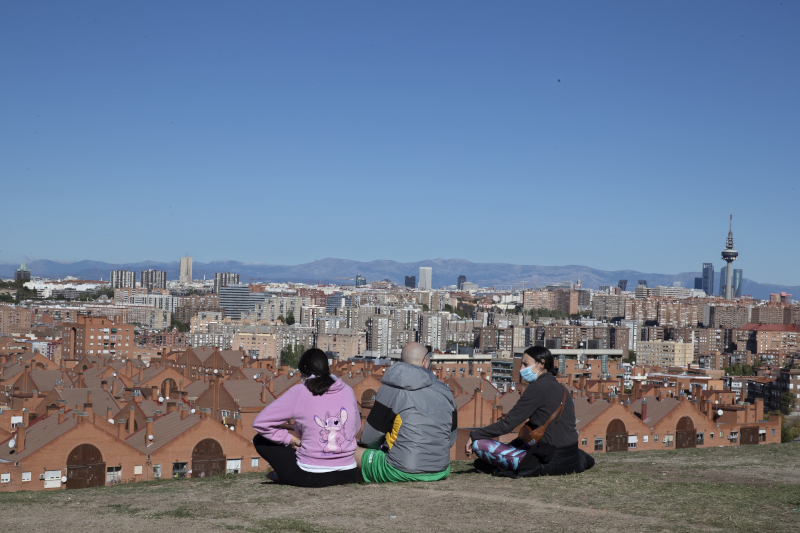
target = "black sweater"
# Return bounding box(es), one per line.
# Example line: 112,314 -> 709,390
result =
470,372 -> 578,448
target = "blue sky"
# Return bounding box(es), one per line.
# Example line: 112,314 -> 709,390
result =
1,2 -> 798,284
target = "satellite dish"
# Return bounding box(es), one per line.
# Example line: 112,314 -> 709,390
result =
191,409 -> 196,414
714,400 -> 719,404
8,439 -> 15,448
229,426 -> 234,431
148,434 -> 154,441
214,369 -> 218,374
165,396 -> 169,400
717,409 -> 723,416
158,397 -> 164,403
61,476 -> 67,483
108,419 -> 114,424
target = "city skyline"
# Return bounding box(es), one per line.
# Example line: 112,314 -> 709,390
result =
1,3 -> 798,284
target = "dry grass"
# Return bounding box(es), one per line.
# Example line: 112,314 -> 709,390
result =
1,443 -> 798,533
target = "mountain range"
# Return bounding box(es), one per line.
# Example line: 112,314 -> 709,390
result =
1,258 -> 797,301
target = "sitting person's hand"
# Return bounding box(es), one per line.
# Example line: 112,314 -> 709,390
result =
289,436 -> 301,449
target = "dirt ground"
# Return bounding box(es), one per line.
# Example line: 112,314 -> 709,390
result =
1,443 -> 798,533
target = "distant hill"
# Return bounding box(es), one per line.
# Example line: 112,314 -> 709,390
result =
0,257 -> 797,301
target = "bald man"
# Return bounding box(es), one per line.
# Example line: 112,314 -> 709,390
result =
356,343 -> 457,483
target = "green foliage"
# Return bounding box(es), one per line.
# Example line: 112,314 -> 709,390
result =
624,350 -> 636,364
529,307 -> 570,320
780,391 -> 796,416
280,343 -> 304,369
171,318 -> 190,332
96,287 -> 115,298
723,363 -> 754,376
0,293 -> 14,303
422,303 -> 430,312
443,304 -> 454,313
285,309 -> 295,325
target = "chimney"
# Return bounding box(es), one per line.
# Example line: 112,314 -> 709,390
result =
491,404 -> 499,423
180,406 -> 188,420
86,390 -> 92,405
472,389 -> 481,426
138,366 -> 143,382
58,408 -> 65,424
203,373 -> 209,383
101,380 -> 108,392
235,416 -> 243,434
107,406 -> 113,420
112,380 -> 120,398
261,384 -> 268,403
152,385 -> 159,400
127,407 -> 135,434
85,401 -> 93,418
118,419 -> 127,439
15,422 -> 25,453
145,417 -> 154,446
641,397 -> 648,423
167,401 -> 177,414
200,408 -> 211,419
268,377 -> 273,394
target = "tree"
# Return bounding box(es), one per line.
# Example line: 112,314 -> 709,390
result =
280,344 -> 304,369
624,350 -> 636,364
422,304 -> 430,312
780,391 -> 796,416
171,318 -> 190,333
285,309 -> 296,325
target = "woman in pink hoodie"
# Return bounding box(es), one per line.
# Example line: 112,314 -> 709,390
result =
253,348 -> 360,487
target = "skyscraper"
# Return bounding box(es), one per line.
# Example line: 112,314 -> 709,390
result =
419,267 -> 432,290
733,269 -> 743,298
720,212 -> 738,300
180,256 -> 193,283
617,280 -> 628,291
719,266 -> 726,297
457,275 -> 467,290
14,263 -> 31,282
694,278 -> 703,290
140,269 -> 167,290
110,270 -> 136,289
702,263 -> 714,296
405,276 -> 416,289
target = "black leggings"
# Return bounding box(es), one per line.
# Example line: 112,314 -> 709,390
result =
253,434 -> 359,488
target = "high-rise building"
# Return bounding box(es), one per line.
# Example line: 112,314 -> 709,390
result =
719,266 -> 727,296
213,272 -> 240,294
179,256 -> 193,283
419,267 -> 432,290
702,263 -> 714,296
219,284 -> 264,319
110,270 -> 136,289
637,280 -> 647,288
457,275 -> 467,290
355,274 -> 366,287
405,276 -> 416,289
694,278 -> 703,290
14,263 -> 31,282
721,212 -> 738,300
140,269 -> 167,290
617,280 -> 628,291
326,293 -> 352,314
733,269 -> 743,298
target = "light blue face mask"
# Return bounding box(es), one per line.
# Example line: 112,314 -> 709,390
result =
520,365 -> 538,383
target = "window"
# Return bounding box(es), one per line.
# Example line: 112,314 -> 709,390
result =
22,472 -> 31,482
664,435 -> 674,447
696,433 -> 704,445
44,470 -> 61,480
720,431 -> 724,438
581,438 -> 587,446
134,465 -> 143,475
654,434 -> 659,442
173,462 -> 188,479
153,465 -> 162,479
226,459 -> 242,474
594,438 -> 603,451
1,473 -> 9,483
642,435 -> 648,443
251,458 -> 259,468
772,429 -> 776,436
220,410 -> 231,419
710,432 -> 714,439
107,466 -> 122,484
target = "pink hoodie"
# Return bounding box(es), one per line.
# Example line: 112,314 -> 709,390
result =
252,377 -> 359,468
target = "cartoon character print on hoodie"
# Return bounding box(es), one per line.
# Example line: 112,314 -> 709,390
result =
314,408 -> 352,454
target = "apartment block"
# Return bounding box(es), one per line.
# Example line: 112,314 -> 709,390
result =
110,270 -> 136,289
637,340 -> 694,367
140,270 -> 167,290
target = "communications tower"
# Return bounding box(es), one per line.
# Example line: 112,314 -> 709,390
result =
721,211 -> 738,300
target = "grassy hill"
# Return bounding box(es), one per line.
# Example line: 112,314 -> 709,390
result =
1,443 -> 798,533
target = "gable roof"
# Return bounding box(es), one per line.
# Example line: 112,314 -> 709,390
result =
125,411 -> 202,454
0,412 -> 78,461
630,398 -> 681,427
223,381 -> 274,408
573,398 -> 611,431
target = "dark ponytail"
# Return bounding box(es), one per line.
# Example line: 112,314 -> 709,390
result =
298,348 -> 335,396
524,346 -> 558,376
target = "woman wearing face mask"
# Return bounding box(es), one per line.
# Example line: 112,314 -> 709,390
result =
464,346 -> 594,477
